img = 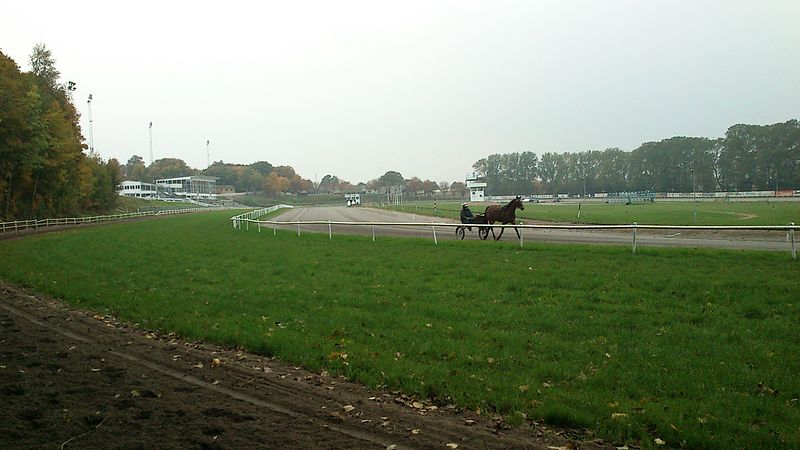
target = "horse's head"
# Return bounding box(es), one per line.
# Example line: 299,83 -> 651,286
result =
514,195 -> 525,210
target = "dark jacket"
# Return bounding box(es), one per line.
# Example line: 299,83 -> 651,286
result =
460,207 -> 474,223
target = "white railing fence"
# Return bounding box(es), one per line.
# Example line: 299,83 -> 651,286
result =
233,213 -> 798,259
1,207 -> 235,233
230,204 -> 294,230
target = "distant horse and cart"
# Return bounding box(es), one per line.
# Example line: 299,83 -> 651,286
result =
455,196 -> 525,241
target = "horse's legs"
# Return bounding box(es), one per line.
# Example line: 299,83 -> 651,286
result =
494,227 -> 505,240
514,227 -> 520,239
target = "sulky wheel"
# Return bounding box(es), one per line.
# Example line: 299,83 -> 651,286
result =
478,227 -> 490,240
455,226 -> 466,240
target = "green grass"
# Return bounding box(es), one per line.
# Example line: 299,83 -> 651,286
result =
1,211 -> 798,448
116,196 -> 200,213
393,200 -> 800,226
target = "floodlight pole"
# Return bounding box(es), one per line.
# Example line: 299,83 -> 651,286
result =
149,122 -> 154,165
774,168 -> 778,193
87,94 -> 95,155
582,176 -> 586,202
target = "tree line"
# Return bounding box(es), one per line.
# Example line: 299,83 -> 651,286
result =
129,119 -> 798,200
124,157 -> 316,195
473,120 -> 800,196
124,158 -> 465,198
0,46 -> 121,221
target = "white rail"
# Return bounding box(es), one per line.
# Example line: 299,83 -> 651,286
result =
234,214 -> 798,259
230,204 -> 294,230
1,207 -> 232,233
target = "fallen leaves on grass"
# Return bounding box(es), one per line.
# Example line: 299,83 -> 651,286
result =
328,351 -> 348,361
755,381 -> 776,396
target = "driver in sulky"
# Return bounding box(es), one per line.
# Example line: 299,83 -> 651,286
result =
460,202 -> 474,229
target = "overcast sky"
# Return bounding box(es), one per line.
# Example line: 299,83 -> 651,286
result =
3,0 -> 799,184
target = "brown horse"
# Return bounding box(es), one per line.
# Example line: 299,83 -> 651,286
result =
484,196 -> 525,240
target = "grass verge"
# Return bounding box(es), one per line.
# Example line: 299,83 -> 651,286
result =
0,211 -> 797,448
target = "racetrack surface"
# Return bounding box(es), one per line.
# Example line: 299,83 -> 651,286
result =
269,206 -> 795,252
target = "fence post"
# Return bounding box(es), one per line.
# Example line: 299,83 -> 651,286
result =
520,225 -> 524,248
632,222 -> 637,254
246,220 -> 249,231
432,226 -> 438,245
372,222 -> 375,242
273,222 -> 276,235
297,222 -> 300,237
791,222 -> 796,260
328,220 -> 332,239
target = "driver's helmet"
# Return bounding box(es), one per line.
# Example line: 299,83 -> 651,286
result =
462,203 -> 469,208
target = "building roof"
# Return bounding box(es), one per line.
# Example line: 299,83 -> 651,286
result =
156,175 -> 218,182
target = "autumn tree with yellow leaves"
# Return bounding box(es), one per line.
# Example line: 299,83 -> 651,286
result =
0,45 -> 121,220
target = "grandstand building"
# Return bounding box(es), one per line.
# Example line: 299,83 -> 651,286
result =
155,176 -> 218,200
118,176 -> 218,200
117,181 -> 158,198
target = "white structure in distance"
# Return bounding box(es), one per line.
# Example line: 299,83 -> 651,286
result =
117,176 -> 218,200
466,172 -> 487,202
117,180 -> 158,198
345,193 -> 361,207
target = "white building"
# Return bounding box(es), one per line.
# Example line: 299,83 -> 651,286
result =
344,193 -> 361,207
117,180 -> 158,198
118,176 -> 218,200
155,176 -> 218,200
466,172 -> 487,202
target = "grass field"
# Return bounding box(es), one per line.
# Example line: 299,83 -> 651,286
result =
392,200 -> 800,226
116,196 -> 200,212
1,211 -> 798,448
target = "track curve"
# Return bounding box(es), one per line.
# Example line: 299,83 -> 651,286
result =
269,206 -> 794,251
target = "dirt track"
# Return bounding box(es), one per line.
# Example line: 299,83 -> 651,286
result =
272,206 -> 794,251
0,281 -> 608,449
